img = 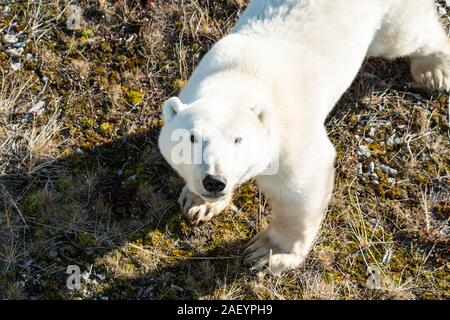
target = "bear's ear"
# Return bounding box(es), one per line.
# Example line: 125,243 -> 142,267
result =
251,104 -> 268,127
163,97 -> 187,122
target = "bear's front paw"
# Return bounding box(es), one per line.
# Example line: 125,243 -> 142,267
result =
411,52 -> 450,91
178,186 -> 230,225
244,229 -> 304,275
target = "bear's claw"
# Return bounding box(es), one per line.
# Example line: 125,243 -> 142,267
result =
411,52 -> 450,91
244,229 -> 304,275
178,186 -> 230,225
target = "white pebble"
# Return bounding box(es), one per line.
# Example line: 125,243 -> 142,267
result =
368,127 -> 376,138
357,145 -> 371,158
368,161 -> 375,174
12,41 -> 25,48
380,164 -> 398,175
3,34 -> 18,44
10,61 -> 21,71
357,163 -> 363,175
386,133 -> 402,146
29,101 -> 46,115
5,47 -> 24,57
66,5 -> 82,30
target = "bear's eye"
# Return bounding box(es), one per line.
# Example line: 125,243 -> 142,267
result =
190,133 -> 197,143
234,137 -> 242,144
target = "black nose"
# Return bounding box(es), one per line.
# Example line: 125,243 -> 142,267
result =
202,175 -> 226,193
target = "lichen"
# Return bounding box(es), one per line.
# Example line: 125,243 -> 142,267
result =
125,90 -> 143,105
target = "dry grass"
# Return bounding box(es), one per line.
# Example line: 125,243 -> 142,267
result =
0,0 -> 448,299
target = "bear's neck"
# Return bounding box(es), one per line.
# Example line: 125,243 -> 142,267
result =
180,70 -> 273,112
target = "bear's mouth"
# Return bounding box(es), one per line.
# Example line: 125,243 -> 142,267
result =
201,192 -> 226,201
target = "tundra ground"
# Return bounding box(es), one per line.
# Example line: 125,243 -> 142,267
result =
0,0 -> 448,299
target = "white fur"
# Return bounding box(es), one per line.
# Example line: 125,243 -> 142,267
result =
158,0 -> 450,274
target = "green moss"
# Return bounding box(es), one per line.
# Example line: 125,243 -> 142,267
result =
81,117 -> 96,128
99,122 -> 114,136
191,43 -> 200,51
99,41 -> 112,53
56,176 -> 72,190
77,233 -> 96,248
433,201 -> 450,220
171,79 -> 187,92
368,143 -> 386,159
22,190 -> 40,214
125,90 -> 143,105
412,172 -> 430,185
385,186 -> 408,200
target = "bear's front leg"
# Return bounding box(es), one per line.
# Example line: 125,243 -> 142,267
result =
246,153 -> 335,275
178,185 -> 231,225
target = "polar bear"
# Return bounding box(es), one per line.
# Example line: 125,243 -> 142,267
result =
158,0 -> 450,274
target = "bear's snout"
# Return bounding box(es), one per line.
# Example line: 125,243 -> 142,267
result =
202,175 -> 227,193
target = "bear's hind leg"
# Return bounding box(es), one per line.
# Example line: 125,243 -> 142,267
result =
410,47 -> 450,91
368,0 -> 450,91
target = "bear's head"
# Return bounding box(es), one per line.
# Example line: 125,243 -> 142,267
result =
158,96 -> 277,202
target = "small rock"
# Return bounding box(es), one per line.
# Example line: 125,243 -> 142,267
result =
368,127 -> 376,138
386,133 -> 402,146
3,5 -> 10,13
5,47 -> 24,57
66,5 -> 82,30
358,145 -> 371,158
368,161 -> 375,174
366,265 -> 382,290
387,177 -> 396,185
438,6 -> 447,16
12,41 -> 26,48
10,61 -> 21,71
380,164 -> 398,175
370,172 -> 378,179
19,100 -> 46,124
28,100 -> 46,115
3,34 -> 18,44
357,163 -> 363,175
